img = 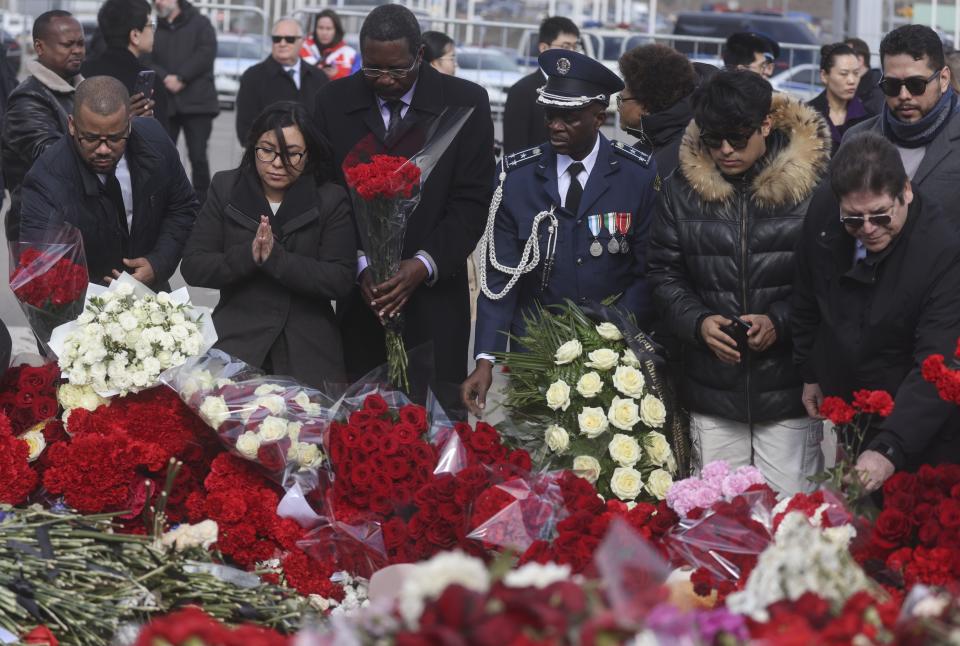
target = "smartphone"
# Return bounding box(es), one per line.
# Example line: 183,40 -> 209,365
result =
721,315 -> 752,352
133,70 -> 156,98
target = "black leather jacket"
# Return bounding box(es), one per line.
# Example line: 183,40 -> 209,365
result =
1,62 -> 80,240
648,94 -> 830,423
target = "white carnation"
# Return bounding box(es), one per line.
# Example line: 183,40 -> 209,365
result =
503,562 -> 571,588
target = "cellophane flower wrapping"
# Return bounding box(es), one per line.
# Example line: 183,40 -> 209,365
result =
161,348 -> 334,484
48,273 -> 217,396
9,224 -> 88,352
297,380 -> 534,578
341,107 -> 474,394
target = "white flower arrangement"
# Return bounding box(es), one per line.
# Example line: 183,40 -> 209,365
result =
726,511 -> 871,620
50,275 -> 215,396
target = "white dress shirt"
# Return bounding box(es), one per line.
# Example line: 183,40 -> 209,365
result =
98,155 -> 133,232
556,134 -> 601,207
283,62 -> 301,90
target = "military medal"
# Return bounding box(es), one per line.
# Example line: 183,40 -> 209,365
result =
587,214 -> 603,257
604,213 -> 620,254
616,213 -> 632,254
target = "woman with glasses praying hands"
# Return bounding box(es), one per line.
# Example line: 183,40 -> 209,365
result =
809,43 -> 873,154
792,131 -> 960,491
181,102 -> 356,386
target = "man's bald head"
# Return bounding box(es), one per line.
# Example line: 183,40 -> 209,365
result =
74,76 -> 130,118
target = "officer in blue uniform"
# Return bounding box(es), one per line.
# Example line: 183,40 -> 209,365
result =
461,48 -> 660,415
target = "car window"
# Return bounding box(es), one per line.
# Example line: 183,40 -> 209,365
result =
458,51 -> 518,71
601,35 -> 624,61
745,20 -> 817,45
786,67 -> 823,87
218,39 -> 264,60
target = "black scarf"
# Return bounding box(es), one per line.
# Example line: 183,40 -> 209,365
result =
881,87 -> 957,149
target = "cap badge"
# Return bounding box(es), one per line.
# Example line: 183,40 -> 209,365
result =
556,57 -> 571,75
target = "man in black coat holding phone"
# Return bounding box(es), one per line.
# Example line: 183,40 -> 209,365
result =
81,0 -> 167,129
314,4 -> 494,412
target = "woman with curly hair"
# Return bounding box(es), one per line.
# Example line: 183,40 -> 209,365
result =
617,44 -> 697,176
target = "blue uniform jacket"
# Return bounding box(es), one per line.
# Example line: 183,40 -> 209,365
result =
475,134 -> 659,355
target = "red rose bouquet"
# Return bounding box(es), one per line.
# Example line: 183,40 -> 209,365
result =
341,107 -> 474,392
9,224 -> 88,351
0,362 -> 59,434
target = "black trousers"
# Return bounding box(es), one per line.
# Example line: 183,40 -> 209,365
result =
166,113 -> 214,203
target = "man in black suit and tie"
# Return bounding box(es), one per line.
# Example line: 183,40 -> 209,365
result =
502,16 -> 580,155
314,4 -> 494,412
234,18 -> 327,144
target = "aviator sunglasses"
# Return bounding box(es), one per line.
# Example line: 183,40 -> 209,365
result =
839,199 -> 900,229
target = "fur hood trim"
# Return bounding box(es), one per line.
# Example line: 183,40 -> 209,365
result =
678,93 -> 830,209
26,59 -> 82,94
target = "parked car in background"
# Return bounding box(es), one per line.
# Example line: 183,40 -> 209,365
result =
454,46 -> 522,115
673,12 -> 820,73
769,63 -> 823,101
215,33 -> 266,110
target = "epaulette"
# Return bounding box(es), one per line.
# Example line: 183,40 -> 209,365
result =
610,140 -> 652,167
503,145 -> 543,171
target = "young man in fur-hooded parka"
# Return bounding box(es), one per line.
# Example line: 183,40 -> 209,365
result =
648,70 -> 831,496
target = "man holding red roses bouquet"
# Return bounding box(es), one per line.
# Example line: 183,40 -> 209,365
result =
314,4 -> 494,413
793,132 -> 960,491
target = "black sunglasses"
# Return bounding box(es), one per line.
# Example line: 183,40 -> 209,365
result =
877,69 -> 941,97
271,35 -> 299,44
699,128 -> 758,150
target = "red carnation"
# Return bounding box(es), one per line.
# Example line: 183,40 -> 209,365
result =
819,396 -> 856,425
852,389 -> 894,417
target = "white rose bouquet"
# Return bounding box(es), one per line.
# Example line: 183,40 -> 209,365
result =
162,349 -> 331,478
496,301 -> 679,502
49,273 -> 216,397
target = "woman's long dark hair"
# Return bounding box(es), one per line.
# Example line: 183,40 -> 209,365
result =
241,101 -> 335,184
313,9 -> 345,48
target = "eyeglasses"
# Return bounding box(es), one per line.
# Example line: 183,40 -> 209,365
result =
699,128 -> 758,150
839,209 -> 895,229
878,69 -> 941,97
75,127 -> 130,148
362,55 -> 420,79
271,35 -> 300,44
616,95 -> 640,108
255,146 -> 305,165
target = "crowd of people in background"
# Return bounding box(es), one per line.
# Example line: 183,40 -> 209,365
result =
0,1 -> 958,497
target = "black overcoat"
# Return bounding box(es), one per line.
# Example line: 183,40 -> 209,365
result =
235,57 -> 327,144
502,70 -> 547,155
180,167 -> 356,387
313,62 -> 495,397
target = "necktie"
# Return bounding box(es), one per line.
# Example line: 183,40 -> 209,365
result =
102,173 -> 129,255
565,162 -> 584,214
385,100 -> 405,141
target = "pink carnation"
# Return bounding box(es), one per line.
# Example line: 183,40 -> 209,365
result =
700,460 -> 731,481
720,466 -> 765,498
665,462 -> 766,517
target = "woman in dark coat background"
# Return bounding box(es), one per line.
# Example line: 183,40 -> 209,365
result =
808,43 -> 872,155
617,44 -> 697,178
181,101 -> 355,387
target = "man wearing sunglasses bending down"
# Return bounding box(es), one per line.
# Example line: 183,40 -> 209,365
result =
837,25 -> 960,214
234,19 -> 327,145
792,132 -> 960,492
647,71 -> 831,496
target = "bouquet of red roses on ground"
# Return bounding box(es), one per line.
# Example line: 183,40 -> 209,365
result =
341,108 -> 474,392
9,223 -> 88,351
162,350 -> 333,481
0,362 -> 59,434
